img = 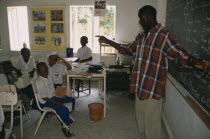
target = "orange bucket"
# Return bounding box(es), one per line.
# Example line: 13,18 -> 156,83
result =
88,103 -> 104,121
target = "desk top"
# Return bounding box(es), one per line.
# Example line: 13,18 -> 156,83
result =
67,70 -> 106,78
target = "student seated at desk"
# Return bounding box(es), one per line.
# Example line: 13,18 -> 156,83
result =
75,36 -> 92,92
48,52 -> 72,89
13,48 -> 36,104
35,62 -> 75,137
14,48 -> 36,78
0,60 -> 35,110
75,36 -> 92,63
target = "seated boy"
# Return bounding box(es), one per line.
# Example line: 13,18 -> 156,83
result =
13,48 -> 36,105
14,47 -> 36,78
35,62 -> 75,137
75,36 -> 92,92
0,60 -> 21,87
0,60 -> 35,110
47,52 -> 72,89
75,36 -> 92,62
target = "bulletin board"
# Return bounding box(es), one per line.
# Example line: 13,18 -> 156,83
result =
31,8 -> 66,50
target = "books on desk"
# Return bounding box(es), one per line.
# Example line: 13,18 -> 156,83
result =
87,61 -> 104,67
72,65 -> 90,73
63,57 -> 78,62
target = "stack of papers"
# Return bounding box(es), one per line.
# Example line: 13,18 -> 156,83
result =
72,65 -> 90,73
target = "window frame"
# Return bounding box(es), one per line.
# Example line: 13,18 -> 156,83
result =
7,6 -> 30,51
70,5 -> 116,53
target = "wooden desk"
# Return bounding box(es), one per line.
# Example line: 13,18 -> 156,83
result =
66,71 -> 107,117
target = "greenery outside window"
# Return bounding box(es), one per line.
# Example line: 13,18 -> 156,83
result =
70,6 -> 116,53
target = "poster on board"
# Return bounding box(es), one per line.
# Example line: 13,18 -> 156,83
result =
32,11 -> 46,21
94,0 -> 106,16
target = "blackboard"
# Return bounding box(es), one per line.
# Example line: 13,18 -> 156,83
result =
166,0 -> 210,116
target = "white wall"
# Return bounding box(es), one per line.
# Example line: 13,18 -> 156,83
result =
2,0 -> 209,138
0,0 -> 165,62
164,74 -> 210,139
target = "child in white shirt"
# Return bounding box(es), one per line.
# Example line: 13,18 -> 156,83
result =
47,52 -> 72,89
15,48 -> 36,78
35,62 -> 75,137
14,48 -> 36,108
75,36 -> 92,92
76,36 -> 92,62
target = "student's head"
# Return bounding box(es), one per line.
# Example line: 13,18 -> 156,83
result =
37,62 -> 48,78
21,48 -> 30,61
48,52 -> 58,67
2,61 -> 13,75
80,36 -> 88,47
138,5 -> 157,31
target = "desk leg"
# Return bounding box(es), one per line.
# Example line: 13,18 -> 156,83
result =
99,80 -> 102,96
104,76 -> 106,118
67,76 -> 72,97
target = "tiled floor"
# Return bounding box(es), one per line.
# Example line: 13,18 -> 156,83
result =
8,82 -> 169,139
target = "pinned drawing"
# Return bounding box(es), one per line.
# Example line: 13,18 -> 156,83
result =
51,10 -> 63,21
51,23 -> 64,33
32,11 -> 46,21
34,36 -> 46,46
51,36 -> 64,46
34,23 -> 46,33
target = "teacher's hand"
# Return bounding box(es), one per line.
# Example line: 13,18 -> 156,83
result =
96,35 -> 108,44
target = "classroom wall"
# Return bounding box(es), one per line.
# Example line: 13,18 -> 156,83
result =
0,0 -> 166,62
164,74 -> 210,139
1,0 -> 209,138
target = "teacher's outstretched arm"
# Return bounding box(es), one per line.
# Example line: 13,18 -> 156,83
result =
96,35 -> 121,51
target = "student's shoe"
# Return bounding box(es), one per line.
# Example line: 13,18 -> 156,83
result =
62,127 -> 74,137
69,118 -> 74,124
0,127 -> 5,139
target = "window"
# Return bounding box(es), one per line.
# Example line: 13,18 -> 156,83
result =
70,6 -> 116,53
7,6 -> 30,51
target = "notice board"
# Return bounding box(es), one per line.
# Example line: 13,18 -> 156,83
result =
31,8 -> 66,50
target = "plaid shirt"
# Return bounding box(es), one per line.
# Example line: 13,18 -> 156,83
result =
118,24 -> 190,100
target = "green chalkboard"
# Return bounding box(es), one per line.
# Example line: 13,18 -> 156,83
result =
166,0 -> 210,116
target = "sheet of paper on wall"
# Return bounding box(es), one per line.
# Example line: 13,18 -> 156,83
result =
94,0 -> 106,16
56,86 -> 67,98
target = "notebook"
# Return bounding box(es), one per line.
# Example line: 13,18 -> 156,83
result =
55,86 -> 67,98
87,61 -> 104,67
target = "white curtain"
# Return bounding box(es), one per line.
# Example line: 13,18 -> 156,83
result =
7,6 -> 30,51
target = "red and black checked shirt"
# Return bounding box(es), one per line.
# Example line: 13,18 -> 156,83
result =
118,24 -> 190,100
